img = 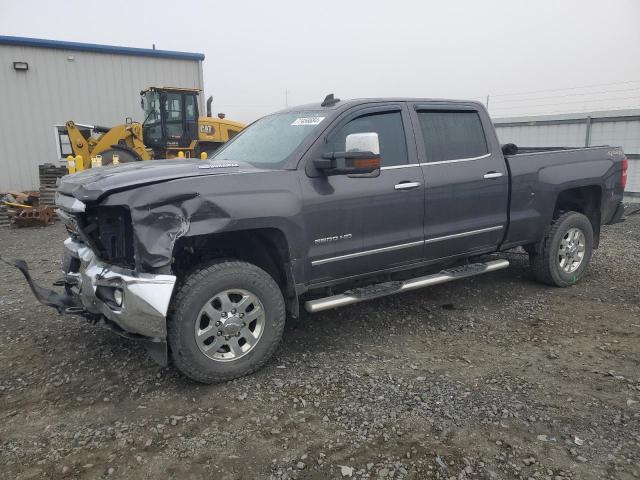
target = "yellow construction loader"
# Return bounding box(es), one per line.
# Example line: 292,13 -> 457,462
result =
60,87 -> 245,168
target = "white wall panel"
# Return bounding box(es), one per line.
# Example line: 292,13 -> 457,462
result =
627,159 -> 640,194
0,45 -> 204,190
590,120 -> 640,155
494,111 -> 640,194
495,123 -> 587,148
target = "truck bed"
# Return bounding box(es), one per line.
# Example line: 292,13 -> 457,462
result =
502,145 -> 625,249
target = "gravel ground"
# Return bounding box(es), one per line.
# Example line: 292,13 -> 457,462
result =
1,212 -> 639,480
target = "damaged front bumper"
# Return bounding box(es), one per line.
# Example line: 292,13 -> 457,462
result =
3,237 -> 176,366
63,238 -> 176,338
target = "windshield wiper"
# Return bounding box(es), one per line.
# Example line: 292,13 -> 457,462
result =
142,108 -> 156,127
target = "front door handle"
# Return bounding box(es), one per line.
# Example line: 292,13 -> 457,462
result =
483,172 -> 504,179
395,181 -> 421,190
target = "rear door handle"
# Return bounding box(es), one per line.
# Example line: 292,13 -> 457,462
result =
394,181 -> 421,190
483,172 -> 504,179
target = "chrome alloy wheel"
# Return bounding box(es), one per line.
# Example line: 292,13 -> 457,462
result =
194,289 -> 265,362
558,227 -> 586,274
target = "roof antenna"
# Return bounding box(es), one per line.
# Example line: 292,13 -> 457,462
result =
321,93 -> 340,107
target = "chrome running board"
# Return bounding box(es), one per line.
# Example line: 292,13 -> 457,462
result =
304,259 -> 510,313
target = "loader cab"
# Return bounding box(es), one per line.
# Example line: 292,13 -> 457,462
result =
141,87 -> 200,156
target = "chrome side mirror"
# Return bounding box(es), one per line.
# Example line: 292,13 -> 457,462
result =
313,132 -> 381,175
345,132 -> 380,155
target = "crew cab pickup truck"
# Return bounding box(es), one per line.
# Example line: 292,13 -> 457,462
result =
5,96 -> 628,383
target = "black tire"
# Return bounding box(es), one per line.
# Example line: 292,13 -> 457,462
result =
529,211 -> 594,287
168,260 -> 285,383
98,148 -> 140,166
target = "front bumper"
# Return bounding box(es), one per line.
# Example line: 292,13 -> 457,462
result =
63,237 -> 176,339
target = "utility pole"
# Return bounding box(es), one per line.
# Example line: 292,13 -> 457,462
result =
486,95 -> 490,110
285,89 -> 289,108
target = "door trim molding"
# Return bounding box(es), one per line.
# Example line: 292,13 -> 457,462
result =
420,152 -> 491,166
311,225 -> 503,266
424,225 -> 503,244
380,163 -> 420,170
311,240 -> 423,266
380,153 -> 492,170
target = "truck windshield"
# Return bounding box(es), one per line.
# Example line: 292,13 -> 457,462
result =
212,111 -> 326,168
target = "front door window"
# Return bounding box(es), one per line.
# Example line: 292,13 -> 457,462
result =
325,111 -> 408,168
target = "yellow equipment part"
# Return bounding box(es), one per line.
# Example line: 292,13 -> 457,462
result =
2,202 -> 32,209
66,155 -> 76,174
64,120 -> 151,169
198,117 -> 245,143
165,141 -> 198,157
61,86 -> 245,170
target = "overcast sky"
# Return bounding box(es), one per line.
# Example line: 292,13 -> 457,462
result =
2,0 -> 640,122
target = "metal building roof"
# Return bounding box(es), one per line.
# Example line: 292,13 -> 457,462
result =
494,108 -> 640,125
0,35 -> 205,61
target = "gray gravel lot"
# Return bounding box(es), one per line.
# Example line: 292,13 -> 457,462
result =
1,212 -> 639,480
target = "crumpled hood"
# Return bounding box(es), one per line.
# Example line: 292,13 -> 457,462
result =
58,159 -> 259,202
59,160 -> 300,273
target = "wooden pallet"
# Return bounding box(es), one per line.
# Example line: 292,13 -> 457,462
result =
0,209 -> 9,228
39,188 -> 57,206
38,164 -> 67,207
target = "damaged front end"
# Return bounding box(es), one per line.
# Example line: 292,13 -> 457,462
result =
3,193 -> 177,366
5,160 -> 250,366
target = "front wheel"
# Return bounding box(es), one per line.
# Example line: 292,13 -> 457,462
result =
98,148 -> 141,166
168,260 -> 286,383
529,211 -> 594,287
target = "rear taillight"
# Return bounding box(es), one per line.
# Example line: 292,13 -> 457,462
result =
621,157 -> 628,190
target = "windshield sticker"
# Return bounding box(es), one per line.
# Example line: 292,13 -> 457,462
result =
291,116 -> 325,126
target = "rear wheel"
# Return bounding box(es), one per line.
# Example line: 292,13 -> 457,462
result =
98,148 -> 141,166
168,260 -> 285,383
529,211 -> 594,287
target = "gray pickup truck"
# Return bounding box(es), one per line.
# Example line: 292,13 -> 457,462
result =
5,95 -> 628,383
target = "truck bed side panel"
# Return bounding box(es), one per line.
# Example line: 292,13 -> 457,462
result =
503,147 -> 624,248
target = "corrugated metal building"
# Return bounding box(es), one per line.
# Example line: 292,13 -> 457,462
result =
494,109 -> 640,197
0,36 -> 204,191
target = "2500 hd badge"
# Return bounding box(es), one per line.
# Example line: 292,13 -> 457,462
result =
314,234 -> 353,245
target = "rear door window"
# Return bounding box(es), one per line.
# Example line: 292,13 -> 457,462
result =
417,111 -> 488,162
